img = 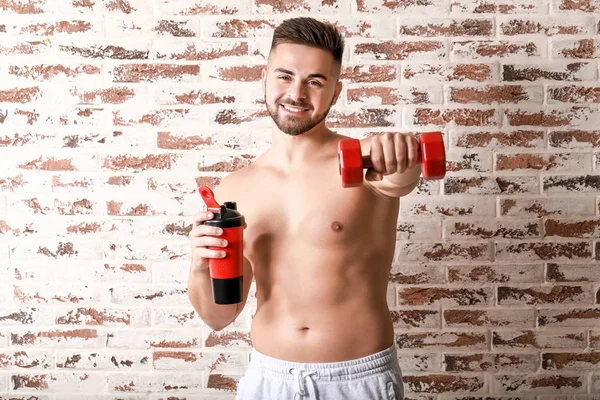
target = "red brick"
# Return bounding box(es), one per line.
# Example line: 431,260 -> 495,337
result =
445,150 -> 492,173
156,0 -> 247,15
398,287 -> 493,306
543,174 -> 600,193
499,196 -> 596,217
444,308 -> 535,328
503,62 -> 597,81
399,19 -> 493,36
11,372 -> 104,391
68,86 -> 144,105
445,219 -> 540,239
348,86 -> 442,105
199,154 -> 255,173
496,241 -> 592,261
398,242 -> 492,261
444,176 -> 538,195
10,329 -> 103,347
506,107 -> 599,128
0,87 -> 42,103
493,330 -> 586,348
357,0 -> 448,13
492,374 -> 585,394
498,285 -> 591,305
452,130 -> 544,149
207,18 -> 275,37
0,307 -> 52,325
452,0 -> 547,13
538,307 -> 600,327
445,353 -> 538,372
0,0 -> 51,13
326,108 -> 396,128
153,20 -> 197,37
449,85 -> 543,104
106,330 -> 202,349
0,132 -> 56,148
548,85 -> 600,103
0,350 -> 53,368
213,65 -> 263,81
111,63 -> 200,82
155,41 -> 248,60
0,40 -> 51,56
543,352 -> 600,370
453,40 -> 541,59
399,196 -> 488,220
390,309 -> 441,329
8,64 -> 102,81
546,263 -> 600,282
495,152 -> 590,173
354,40 -> 446,60
499,17 -> 592,36
545,218 -> 600,238
553,39 -> 600,58
549,130 -> 600,148
404,63 -> 496,82
342,64 -> 398,83
14,20 -> 99,36
557,0 -> 600,12
411,108 -> 498,127
55,307 -> 150,327
396,331 -> 487,350
404,374 -> 485,394
58,43 -> 150,59
155,88 -> 237,105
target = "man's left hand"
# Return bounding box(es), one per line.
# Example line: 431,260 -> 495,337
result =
365,133 -> 419,182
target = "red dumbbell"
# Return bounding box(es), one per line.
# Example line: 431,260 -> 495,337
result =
338,132 -> 446,188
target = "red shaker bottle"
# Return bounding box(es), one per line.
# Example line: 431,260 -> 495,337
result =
198,186 -> 245,305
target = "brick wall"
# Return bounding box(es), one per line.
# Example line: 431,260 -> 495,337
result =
0,0 -> 599,398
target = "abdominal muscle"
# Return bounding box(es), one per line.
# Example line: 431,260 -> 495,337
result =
247,243 -> 395,363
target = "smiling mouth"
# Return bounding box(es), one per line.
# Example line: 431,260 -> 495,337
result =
280,104 -> 310,113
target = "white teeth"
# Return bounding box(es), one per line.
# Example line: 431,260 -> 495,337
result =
282,104 -> 306,112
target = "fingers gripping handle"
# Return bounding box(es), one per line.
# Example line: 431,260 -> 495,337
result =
338,132 -> 446,188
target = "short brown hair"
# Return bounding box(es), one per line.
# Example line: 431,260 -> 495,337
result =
269,17 -> 345,64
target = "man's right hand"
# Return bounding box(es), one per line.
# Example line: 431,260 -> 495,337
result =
189,211 -> 228,272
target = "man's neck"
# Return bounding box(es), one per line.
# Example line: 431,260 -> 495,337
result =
267,124 -> 336,171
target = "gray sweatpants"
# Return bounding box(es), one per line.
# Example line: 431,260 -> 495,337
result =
235,343 -> 404,400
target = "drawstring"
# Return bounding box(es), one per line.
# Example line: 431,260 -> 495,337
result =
290,368 -> 319,399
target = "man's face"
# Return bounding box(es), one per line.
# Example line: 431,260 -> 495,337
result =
262,43 -> 342,136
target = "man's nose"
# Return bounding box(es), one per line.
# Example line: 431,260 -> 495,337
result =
287,80 -> 307,101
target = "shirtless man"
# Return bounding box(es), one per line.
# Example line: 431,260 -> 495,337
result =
188,17 -> 421,400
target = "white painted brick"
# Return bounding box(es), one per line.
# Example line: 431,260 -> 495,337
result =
152,307 -> 205,328
106,329 -> 203,349
55,349 -> 151,370
0,306 -> 54,326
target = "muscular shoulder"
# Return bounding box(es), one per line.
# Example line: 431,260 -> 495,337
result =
213,164 -> 255,204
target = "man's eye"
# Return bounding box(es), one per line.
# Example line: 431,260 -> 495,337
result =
278,76 -> 289,80
308,81 -> 321,86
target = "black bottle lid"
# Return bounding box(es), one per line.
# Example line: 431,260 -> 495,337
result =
203,202 -> 245,229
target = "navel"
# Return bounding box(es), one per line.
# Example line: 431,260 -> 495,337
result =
330,221 -> 343,232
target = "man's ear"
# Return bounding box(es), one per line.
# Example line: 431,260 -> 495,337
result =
331,81 -> 342,105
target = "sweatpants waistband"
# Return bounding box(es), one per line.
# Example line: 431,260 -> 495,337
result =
248,344 -> 398,382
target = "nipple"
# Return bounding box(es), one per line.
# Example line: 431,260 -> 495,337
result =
330,221 -> 343,232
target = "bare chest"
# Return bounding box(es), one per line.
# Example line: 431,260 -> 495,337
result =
234,169 -> 385,259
